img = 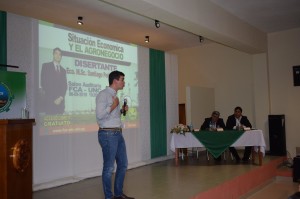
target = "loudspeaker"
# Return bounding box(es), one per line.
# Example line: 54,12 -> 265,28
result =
293,156 -> 300,182
293,65 -> 300,86
268,115 -> 286,156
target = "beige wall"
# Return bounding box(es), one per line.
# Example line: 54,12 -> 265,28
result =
169,28 -> 300,157
170,43 -> 255,126
268,28 -> 300,157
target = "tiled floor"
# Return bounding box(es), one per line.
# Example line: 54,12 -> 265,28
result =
246,176 -> 299,199
33,153 -> 299,199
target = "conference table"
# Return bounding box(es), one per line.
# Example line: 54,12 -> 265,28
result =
170,129 -> 266,166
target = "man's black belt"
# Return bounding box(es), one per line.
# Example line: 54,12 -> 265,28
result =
99,127 -> 122,132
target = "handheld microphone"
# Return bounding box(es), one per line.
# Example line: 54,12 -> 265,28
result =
122,99 -> 127,116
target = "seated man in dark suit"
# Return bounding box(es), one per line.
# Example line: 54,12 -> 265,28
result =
200,111 -> 226,161
226,106 -> 252,162
201,111 -> 225,131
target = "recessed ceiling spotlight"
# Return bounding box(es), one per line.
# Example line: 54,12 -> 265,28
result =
77,16 -> 83,25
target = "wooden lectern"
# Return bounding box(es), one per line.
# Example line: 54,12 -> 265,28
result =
0,119 -> 35,199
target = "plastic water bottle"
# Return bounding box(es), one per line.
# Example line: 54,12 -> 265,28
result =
190,123 -> 194,132
209,122 -> 213,131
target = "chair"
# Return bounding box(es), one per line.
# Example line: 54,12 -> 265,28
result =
191,147 -> 207,159
191,147 -> 233,161
178,148 -> 187,160
206,149 -> 233,161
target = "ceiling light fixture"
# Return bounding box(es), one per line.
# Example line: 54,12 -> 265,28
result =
155,20 -> 160,28
145,36 -> 150,43
77,16 -> 83,25
199,36 -> 204,43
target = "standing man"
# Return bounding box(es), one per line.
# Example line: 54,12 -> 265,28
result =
41,47 -> 67,114
226,106 -> 252,162
96,71 -> 134,199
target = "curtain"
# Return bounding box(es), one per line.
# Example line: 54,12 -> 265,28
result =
149,48 -> 167,158
0,11 -> 7,71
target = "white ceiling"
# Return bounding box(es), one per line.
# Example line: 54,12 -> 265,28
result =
0,0 -> 300,51
210,0 -> 300,33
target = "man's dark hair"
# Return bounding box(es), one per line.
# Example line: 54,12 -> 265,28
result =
212,111 -> 220,117
234,106 -> 243,112
53,47 -> 62,54
109,70 -> 125,85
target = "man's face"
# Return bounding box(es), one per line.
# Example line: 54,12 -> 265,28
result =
114,76 -> 125,90
53,50 -> 62,63
234,109 -> 242,118
212,114 -> 219,122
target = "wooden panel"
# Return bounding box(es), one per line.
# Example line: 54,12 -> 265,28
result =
0,119 -> 35,199
179,103 -> 186,125
0,124 -> 8,199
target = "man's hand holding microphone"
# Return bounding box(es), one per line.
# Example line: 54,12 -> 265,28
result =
121,98 -> 128,116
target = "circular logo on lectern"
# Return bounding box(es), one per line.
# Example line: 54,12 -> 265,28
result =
11,139 -> 31,173
0,82 -> 14,113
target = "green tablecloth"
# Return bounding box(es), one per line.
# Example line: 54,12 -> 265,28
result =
192,130 -> 244,158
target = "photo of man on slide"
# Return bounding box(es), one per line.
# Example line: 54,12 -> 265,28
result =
41,47 -> 67,115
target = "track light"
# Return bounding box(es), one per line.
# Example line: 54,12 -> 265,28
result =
145,36 -> 149,43
155,20 -> 160,28
77,16 -> 83,25
199,36 -> 204,43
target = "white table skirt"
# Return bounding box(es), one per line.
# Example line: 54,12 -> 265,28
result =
170,130 -> 266,156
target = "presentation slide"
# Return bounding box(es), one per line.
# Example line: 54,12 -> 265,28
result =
37,21 -> 138,135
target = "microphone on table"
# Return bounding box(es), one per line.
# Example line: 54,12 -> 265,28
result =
122,99 -> 127,116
